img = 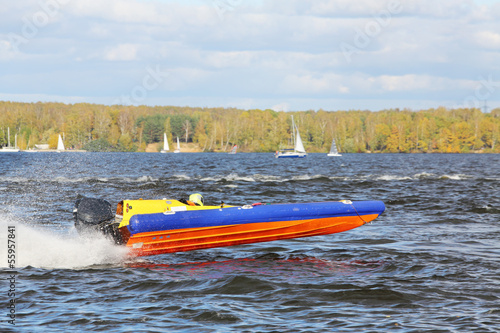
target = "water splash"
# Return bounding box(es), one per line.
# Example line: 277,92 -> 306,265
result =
0,216 -> 129,269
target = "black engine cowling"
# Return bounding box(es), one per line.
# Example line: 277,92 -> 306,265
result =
73,196 -> 124,244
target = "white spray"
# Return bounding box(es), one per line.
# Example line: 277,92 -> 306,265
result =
0,216 -> 129,269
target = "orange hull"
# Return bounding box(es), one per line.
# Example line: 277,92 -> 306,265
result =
126,213 -> 379,257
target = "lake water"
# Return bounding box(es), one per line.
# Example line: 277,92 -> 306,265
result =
1,152 -> 499,332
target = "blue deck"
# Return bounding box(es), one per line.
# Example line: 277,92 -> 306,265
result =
127,201 -> 386,234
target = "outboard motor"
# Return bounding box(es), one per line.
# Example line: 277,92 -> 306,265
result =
73,196 -> 124,244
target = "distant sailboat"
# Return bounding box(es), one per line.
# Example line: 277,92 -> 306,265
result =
174,137 -> 180,153
1,128 -> 20,152
160,133 -> 169,153
275,116 -> 307,158
327,138 -> 341,157
57,134 -> 65,152
229,144 -> 238,154
24,137 -> 38,152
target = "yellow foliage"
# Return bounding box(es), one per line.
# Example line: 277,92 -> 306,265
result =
0,101 -> 499,153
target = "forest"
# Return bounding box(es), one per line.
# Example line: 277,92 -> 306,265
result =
0,101 -> 499,153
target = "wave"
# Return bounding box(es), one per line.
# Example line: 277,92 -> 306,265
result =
253,174 -> 284,182
0,172 -> 484,187
0,175 -> 160,184
469,205 -> 500,214
376,173 -> 475,181
375,175 -> 412,181
439,174 -> 470,180
172,174 -> 191,181
414,172 -> 435,179
291,174 -> 330,181
204,173 -> 478,183
201,173 -> 256,182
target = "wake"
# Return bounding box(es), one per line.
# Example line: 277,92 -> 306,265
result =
0,216 -> 129,269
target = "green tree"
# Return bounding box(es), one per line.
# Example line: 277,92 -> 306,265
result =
137,114 -> 167,144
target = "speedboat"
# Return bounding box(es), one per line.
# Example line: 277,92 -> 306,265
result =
73,196 -> 385,257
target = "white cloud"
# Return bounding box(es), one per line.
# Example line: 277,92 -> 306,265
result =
271,102 -> 290,112
66,0 -> 215,27
474,30 -> 500,49
279,72 -> 346,95
161,67 -> 212,91
205,51 -> 254,68
103,44 -> 140,61
273,71 -> 480,99
0,39 -> 19,61
0,92 -> 88,104
377,75 -> 476,92
68,0 -> 160,23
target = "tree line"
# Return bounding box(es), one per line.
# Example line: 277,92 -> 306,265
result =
0,101 -> 499,153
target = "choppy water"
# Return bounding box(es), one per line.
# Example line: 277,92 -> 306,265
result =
1,152 -> 499,332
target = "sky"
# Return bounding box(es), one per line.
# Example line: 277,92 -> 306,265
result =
1,0 -> 500,112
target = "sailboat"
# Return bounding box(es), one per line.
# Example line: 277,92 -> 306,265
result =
327,138 -> 341,157
1,128 -> 20,152
25,137 -> 37,153
57,134 -> 65,152
160,133 -> 169,153
275,116 -> 307,158
173,137 -> 180,153
228,144 -> 238,154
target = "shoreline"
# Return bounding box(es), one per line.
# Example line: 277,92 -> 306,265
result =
14,150 -> 496,154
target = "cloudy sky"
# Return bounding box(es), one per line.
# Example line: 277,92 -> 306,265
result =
1,0 -> 499,111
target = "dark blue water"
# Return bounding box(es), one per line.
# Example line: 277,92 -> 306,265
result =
1,153 -> 499,332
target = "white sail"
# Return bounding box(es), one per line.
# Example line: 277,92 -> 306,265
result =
294,123 -> 306,153
57,134 -> 65,151
164,133 -> 169,151
161,133 -> 169,152
174,137 -> 180,153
